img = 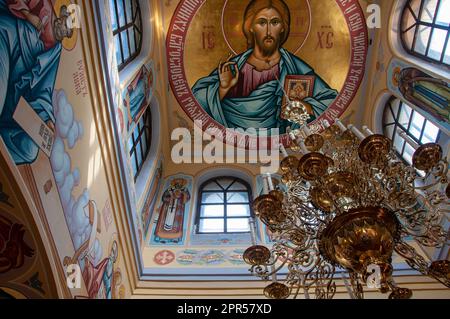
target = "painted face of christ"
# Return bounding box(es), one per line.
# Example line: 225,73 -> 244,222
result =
251,8 -> 285,57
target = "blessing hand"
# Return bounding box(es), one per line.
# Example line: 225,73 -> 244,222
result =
218,54 -> 239,100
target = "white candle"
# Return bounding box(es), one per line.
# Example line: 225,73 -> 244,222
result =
348,125 -> 366,141
266,173 -> 274,191
262,178 -> 269,194
362,126 -> 374,136
398,129 -> 419,150
302,125 -> 312,136
280,144 -> 289,158
299,140 -> 309,154
335,119 -> 347,132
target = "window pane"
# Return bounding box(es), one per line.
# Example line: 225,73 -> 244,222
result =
109,0 -> 118,30
394,132 -> 406,154
125,0 -> 133,24
121,31 -> 130,61
444,35 -> 450,65
399,103 -> 412,127
403,142 -> 415,165
200,205 -> 224,217
384,124 -> 395,141
428,28 -> 447,61
141,132 -> 148,156
414,25 -> 432,55
384,106 -> 395,125
114,34 -> 122,64
228,181 -> 248,191
227,218 -> 250,232
409,111 -> 425,139
131,154 -> 137,177
436,0 -> 450,26
420,0 -> 438,23
227,192 -> 249,203
201,192 -> 224,204
133,124 -> 139,138
203,181 -> 222,191
129,28 -> 136,56
199,219 -> 224,233
422,120 -> 440,143
227,204 -> 251,217
128,134 -> 134,153
217,178 -> 235,190
136,140 -> 142,164
117,0 -> 126,27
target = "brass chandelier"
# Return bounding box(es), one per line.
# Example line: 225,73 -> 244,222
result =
244,114 -> 450,299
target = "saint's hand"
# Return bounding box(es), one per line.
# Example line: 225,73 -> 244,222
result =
218,55 -> 239,100
27,14 -> 43,31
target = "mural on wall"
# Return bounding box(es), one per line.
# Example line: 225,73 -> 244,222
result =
152,248 -> 246,266
389,60 -> 450,128
0,156 -> 60,299
0,0 -> 75,165
0,0 -> 132,299
166,0 -> 368,147
123,61 -> 155,131
388,59 -> 450,129
0,215 -> 34,274
150,175 -> 193,245
141,158 -> 163,238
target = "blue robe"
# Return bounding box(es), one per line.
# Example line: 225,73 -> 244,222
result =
0,1 -> 61,165
192,48 -> 338,133
128,79 -> 146,120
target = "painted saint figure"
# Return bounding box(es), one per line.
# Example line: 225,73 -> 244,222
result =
124,65 -> 153,127
398,68 -> 450,123
0,0 -> 73,164
154,178 -> 190,244
192,0 -> 338,133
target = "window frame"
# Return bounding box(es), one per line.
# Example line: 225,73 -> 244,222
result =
111,0 -> 143,71
400,0 -> 450,67
195,177 -> 254,235
129,107 -> 152,182
383,97 -> 442,163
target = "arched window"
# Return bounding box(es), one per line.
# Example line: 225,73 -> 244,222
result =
195,177 -> 253,234
128,108 -> 152,181
110,0 -> 143,71
383,97 -> 441,164
401,0 -> 450,66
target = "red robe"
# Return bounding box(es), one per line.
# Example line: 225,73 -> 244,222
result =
7,0 -> 58,50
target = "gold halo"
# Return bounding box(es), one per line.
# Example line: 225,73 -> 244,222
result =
221,0 -> 311,55
54,0 -> 78,51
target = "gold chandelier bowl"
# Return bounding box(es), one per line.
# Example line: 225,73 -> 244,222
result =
318,207 -> 400,275
358,135 -> 392,164
298,152 -> 333,181
253,194 -> 286,227
428,260 -> 450,279
280,155 -> 300,173
243,245 -> 271,266
305,134 -> 325,152
323,171 -> 358,201
263,282 -> 290,299
388,287 -> 413,299
412,143 -> 443,171
310,186 -> 334,213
